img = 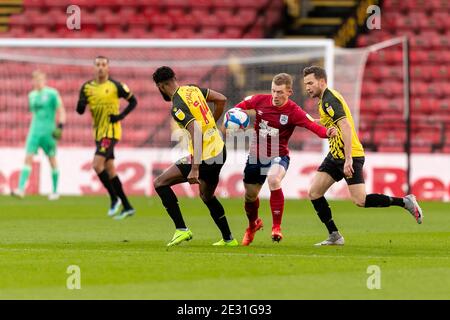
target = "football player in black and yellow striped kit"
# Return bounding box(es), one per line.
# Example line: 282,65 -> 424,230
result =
303,66 -> 423,246
152,66 -> 238,247
77,56 -> 137,220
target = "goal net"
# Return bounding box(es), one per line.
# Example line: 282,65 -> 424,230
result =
0,39 -> 334,152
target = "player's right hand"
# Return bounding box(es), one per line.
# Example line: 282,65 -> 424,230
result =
343,158 -> 354,178
187,168 -> 200,184
52,128 -> 62,140
326,127 -> 337,137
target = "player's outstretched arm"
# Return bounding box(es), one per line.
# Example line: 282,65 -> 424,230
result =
206,89 -> 227,122
294,109 -> 329,138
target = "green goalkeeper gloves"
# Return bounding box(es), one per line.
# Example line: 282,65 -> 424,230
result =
52,123 -> 64,140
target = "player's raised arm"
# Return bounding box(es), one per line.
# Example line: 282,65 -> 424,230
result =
205,88 -> 226,122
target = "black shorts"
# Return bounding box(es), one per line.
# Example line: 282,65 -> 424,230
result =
243,155 -> 290,185
95,138 -> 118,160
318,153 -> 365,185
176,147 -> 226,185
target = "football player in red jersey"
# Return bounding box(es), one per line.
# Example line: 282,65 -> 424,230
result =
233,73 -> 336,245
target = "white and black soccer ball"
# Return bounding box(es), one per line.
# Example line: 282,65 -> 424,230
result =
223,108 -> 250,129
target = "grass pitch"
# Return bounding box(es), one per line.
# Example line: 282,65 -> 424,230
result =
0,196 -> 449,300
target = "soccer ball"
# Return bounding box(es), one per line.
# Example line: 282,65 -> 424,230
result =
223,108 -> 250,129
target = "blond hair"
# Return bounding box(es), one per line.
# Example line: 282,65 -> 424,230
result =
272,73 -> 293,89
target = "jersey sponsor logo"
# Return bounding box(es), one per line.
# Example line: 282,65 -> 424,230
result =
259,120 -> 279,137
122,83 -> 130,93
325,103 -> 334,117
279,114 -> 288,125
174,109 -> 186,121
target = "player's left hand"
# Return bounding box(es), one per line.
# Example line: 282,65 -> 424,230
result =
109,114 -> 123,123
187,168 -> 200,184
343,158 -> 354,178
52,128 -> 62,140
326,127 -> 337,137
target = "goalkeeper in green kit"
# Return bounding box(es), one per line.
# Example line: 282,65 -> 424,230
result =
11,70 -> 66,200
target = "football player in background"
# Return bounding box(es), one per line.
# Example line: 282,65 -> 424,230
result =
77,56 -> 137,220
12,70 -> 66,200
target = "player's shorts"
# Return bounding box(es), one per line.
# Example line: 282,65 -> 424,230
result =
318,153 -> 365,185
25,132 -> 57,157
175,146 -> 226,185
95,137 -> 118,160
243,155 -> 290,185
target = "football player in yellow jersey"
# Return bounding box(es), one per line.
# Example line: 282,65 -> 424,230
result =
303,66 -> 423,246
77,56 -> 137,220
152,66 -> 238,247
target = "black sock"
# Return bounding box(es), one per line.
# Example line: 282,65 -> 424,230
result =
155,185 -> 186,229
111,176 -> 132,210
97,170 -> 117,204
390,197 -> 405,207
364,194 -> 404,208
204,197 -> 232,241
311,196 -> 338,234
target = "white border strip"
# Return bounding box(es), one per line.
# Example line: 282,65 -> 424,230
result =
0,38 -> 334,48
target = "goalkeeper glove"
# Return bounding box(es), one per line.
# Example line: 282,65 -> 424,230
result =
109,114 -> 124,123
52,123 -> 64,140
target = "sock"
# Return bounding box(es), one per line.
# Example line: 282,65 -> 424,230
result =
311,196 -> 338,234
97,170 -> 117,204
270,188 -> 284,228
51,169 -> 59,194
204,197 -> 232,241
18,165 -> 31,192
155,185 -> 186,229
244,198 -> 260,226
110,176 -> 132,210
364,194 -> 405,208
390,196 -> 405,207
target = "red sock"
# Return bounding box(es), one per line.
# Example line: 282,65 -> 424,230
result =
245,198 -> 260,226
270,188 -> 284,227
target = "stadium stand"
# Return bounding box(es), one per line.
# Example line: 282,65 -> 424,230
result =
357,0 -> 450,153
0,0 -> 284,148
0,0 -> 448,154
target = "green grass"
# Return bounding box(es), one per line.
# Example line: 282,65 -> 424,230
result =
0,196 -> 449,300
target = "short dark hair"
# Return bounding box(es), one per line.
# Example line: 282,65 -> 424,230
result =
303,66 -> 327,82
95,55 -> 109,63
153,66 -> 176,83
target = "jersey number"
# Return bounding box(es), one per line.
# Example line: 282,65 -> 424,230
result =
194,100 -> 210,125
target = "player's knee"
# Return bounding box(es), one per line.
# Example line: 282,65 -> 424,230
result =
153,175 -> 165,190
93,163 -> 104,174
200,192 -> 213,203
268,176 -> 281,190
245,192 -> 258,203
308,188 -> 323,200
